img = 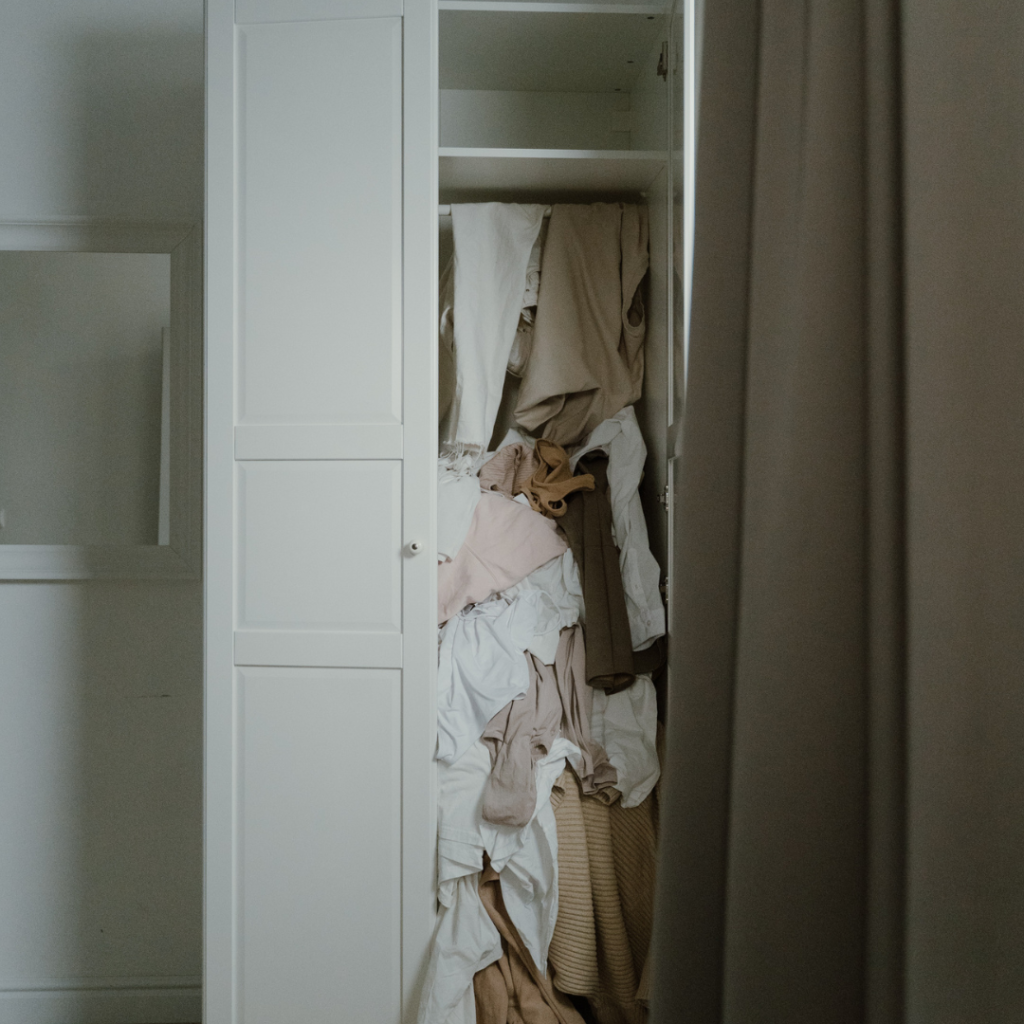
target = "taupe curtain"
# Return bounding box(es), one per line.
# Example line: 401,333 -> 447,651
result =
652,1 -> 1024,1022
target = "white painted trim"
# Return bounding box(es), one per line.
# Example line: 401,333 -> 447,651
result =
0,983 -> 200,1024
0,545 -> 194,580
233,630 -> 403,668
236,0 -> 403,22
440,147 -> 667,194
0,976 -> 201,992
0,222 -> 203,580
203,3 -> 238,1024
401,0 -> 440,1019
0,219 -> 194,253
234,424 -> 403,460
159,328 -> 173,546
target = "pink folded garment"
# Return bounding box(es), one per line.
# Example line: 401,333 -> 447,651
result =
438,492 -> 567,624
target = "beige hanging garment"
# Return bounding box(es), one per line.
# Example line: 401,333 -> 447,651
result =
514,203 -> 649,447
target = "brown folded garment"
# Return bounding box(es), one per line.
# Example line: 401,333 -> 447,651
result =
559,453 -> 635,692
474,857 -> 587,1024
478,439 -> 595,518
514,203 -> 649,447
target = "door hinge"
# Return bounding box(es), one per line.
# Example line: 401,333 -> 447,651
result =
658,484 -> 670,511
656,41 -> 669,81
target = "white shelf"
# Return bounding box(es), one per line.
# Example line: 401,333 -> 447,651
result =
439,147 -> 667,194
439,2 -> 667,14
439,147 -> 666,194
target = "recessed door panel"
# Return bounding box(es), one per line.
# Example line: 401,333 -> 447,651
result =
237,461 -> 401,633
238,668 -> 401,1024
237,18 -> 402,425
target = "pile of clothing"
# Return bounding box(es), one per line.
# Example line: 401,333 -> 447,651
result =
422,203 -> 666,1024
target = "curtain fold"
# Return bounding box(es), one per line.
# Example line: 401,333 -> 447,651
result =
653,0 -> 1024,1022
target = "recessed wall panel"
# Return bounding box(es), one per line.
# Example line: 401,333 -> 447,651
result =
237,668 -> 401,1023
237,461 -> 401,631
238,19 -> 402,425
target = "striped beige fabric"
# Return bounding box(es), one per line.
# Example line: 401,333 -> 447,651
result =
608,798 -> 657,984
548,770 -> 655,1024
548,770 -> 601,994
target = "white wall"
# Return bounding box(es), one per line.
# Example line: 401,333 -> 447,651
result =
0,3 -> 203,1022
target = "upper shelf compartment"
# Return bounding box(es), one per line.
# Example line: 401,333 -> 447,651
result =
439,4 -> 666,94
439,1 -> 670,153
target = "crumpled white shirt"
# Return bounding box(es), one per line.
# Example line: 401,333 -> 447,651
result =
569,406 -> 666,651
591,673 -> 660,807
443,203 -> 548,450
436,594 -> 547,766
501,550 -> 585,664
417,737 -> 582,1024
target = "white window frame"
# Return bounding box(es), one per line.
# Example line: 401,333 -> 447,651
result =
0,219 -> 202,580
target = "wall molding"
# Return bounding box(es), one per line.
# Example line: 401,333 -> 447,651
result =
0,977 -> 201,1024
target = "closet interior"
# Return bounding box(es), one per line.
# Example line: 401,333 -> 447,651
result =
439,0 -> 673,585
428,3 -> 675,1021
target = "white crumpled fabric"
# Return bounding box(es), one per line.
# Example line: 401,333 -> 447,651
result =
443,203 -> 548,450
417,737 -> 582,1024
591,673 -> 660,807
502,550 -> 585,664
436,595 -> 545,766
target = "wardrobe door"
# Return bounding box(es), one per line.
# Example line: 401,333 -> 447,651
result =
206,2 -> 437,1022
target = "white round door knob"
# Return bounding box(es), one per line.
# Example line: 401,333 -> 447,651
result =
406,540 -> 424,556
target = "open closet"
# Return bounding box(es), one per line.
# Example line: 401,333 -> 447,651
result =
426,6 -> 678,1021
205,0 -> 690,1020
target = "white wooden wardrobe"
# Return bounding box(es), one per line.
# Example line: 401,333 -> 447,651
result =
205,0 -> 692,1020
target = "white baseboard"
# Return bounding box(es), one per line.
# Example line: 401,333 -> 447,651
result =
0,978 -> 201,1024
